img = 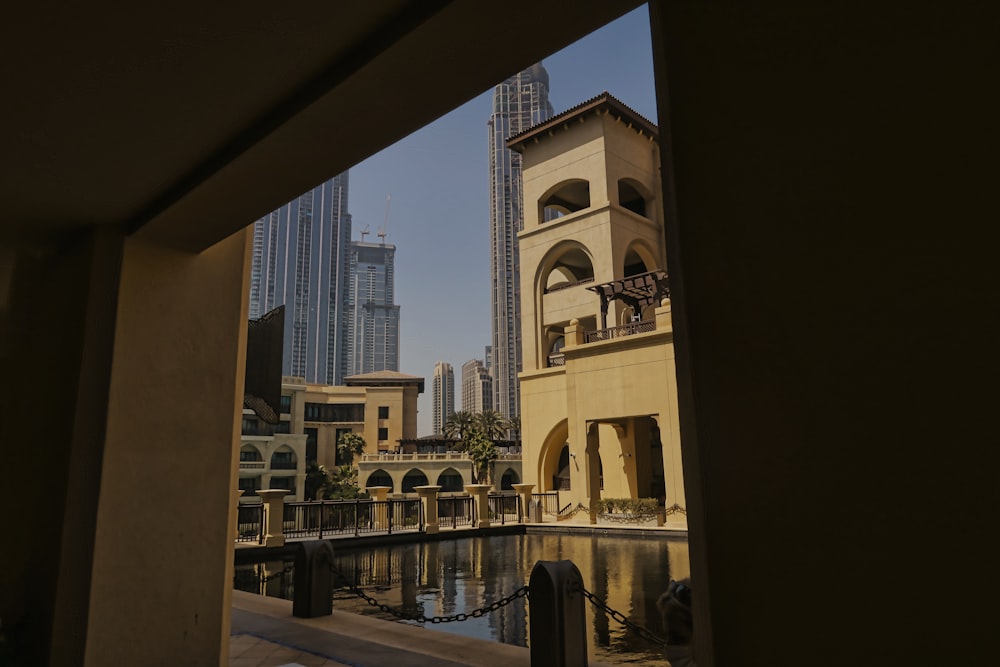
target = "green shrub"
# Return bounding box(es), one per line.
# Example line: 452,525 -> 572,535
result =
598,497 -> 658,518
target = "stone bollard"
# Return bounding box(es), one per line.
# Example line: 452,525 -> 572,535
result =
256,489 -> 287,547
414,485 -> 441,534
512,483 -> 535,523
293,541 -> 335,618
529,560 -> 587,667
366,486 -> 391,531
465,484 -> 491,528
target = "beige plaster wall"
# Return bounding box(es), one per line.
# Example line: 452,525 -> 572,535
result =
86,228 -> 251,666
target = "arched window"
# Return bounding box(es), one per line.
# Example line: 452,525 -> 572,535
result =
365,469 -> 393,491
618,178 -> 649,218
540,179 -> 590,220
239,445 -> 262,462
269,446 -> 297,470
402,469 -> 429,493
543,246 -> 595,293
500,468 -> 520,490
436,468 -> 465,492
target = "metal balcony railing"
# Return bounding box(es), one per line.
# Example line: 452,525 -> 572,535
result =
584,320 -> 655,343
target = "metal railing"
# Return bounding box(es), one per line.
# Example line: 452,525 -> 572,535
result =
531,491 -> 560,515
584,319 -> 655,343
281,498 -> 424,539
236,503 -> 264,543
437,495 -> 475,529
488,493 -> 520,525
547,352 -> 566,367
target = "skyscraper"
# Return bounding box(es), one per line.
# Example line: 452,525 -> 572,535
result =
488,63 -> 554,420
432,361 -> 455,436
461,358 -> 492,415
345,240 -> 400,376
248,172 -> 352,385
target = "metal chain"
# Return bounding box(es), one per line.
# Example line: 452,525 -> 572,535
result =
576,584 -> 667,647
261,565 -> 293,582
330,563 -> 529,623
664,503 -> 687,516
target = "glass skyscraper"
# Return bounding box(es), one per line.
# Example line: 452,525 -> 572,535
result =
488,63 -> 554,421
432,361 -> 455,436
345,240 -> 400,376
248,172 -> 352,385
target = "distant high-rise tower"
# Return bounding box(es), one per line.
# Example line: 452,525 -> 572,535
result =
248,172 -> 352,385
432,361 -> 455,436
461,358 -> 492,414
345,240 -> 400,375
488,63 -> 554,421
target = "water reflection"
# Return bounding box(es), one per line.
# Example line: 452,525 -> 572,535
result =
234,533 -> 688,666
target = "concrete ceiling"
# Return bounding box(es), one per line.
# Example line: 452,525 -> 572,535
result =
1,0 -> 644,251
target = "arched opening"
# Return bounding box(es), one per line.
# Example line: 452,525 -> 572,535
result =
623,247 -> 650,279
500,468 -> 520,490
543,246 -> 595,293
436,467 -> 465,492
402,468 -> 429,493
269,446 -> 297,470
548,335 -> 566,367
540,178 -> 590,220
555,445 -> 571,490
364,469 -> 393,491
239,444 -> 262,462
618,178 -> 650,217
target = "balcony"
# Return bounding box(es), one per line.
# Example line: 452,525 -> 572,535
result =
239,461 -> 266,470
584,320 -> 655,343
547,353 -> 566,367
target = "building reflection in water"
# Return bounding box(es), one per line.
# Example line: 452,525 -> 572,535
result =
235,533 -> 688,666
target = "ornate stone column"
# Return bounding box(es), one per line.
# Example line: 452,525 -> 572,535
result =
465,484 -> 491,528
512,483 -> 535,522
366,486 -> 391,530
415,485 -> 442,534
256,489 -> 287,547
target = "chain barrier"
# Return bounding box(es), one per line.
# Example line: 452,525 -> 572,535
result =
576,584 -> 667,647
664,503 -> 687,516
261,565 -> 293,582
558,503 -> 590,519
329,563 -> 529,623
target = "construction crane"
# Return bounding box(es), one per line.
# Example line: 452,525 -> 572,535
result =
377,194 -> 390,243
359,224 -> 370,242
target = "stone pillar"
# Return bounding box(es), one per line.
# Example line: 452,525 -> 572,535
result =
367,486 -> 391,530
465,484 -> 491,528
564,318 -> 585,347
513,483 -> 535,523
415,485 -> 442,534
655,297 -> 673,332
257,489 -> 287,548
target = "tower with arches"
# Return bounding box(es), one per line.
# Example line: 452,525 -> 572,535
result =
508,93 -> 686,528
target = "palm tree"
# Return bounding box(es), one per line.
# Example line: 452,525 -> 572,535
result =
505,415 -> 521,443
444,410 -> 475,442
337,431 -> 367,465
475,409 -> 507,442
464,429 -> 498,485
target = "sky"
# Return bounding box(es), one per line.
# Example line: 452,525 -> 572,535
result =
348,6 -> 658,436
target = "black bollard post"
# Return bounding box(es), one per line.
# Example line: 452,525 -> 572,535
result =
292,541 -> 335,618
529,560 -> 587,666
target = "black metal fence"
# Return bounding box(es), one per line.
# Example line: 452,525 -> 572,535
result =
531,491 -> 560,515
437,495 -> 475,529
280,498 -> 423,539
236,503 -> 264,543
488,493 -> 520,524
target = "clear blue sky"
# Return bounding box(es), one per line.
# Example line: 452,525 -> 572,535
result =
348,6 -> 658,436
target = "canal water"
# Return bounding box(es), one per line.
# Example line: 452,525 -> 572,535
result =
234,532 -> 690,666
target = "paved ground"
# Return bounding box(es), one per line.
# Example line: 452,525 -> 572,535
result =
231,590 -> 615,667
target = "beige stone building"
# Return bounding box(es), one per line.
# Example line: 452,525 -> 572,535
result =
511,93 -> 686,528
238,371 -> 423,501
